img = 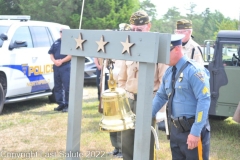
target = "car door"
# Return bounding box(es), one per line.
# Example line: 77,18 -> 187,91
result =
216,42 -> 240,116
28,26 -> 54,92
5,26 -> 36,96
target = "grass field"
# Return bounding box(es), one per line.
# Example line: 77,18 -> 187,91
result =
0,85 -> 240,160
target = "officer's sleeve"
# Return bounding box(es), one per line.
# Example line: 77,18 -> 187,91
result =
152,77 -> 168,118
117,61 -> 127,89
48,43 -> 55,55
189,68 -> 211,136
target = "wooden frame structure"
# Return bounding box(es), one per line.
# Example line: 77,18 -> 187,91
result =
61,29 -> 171,160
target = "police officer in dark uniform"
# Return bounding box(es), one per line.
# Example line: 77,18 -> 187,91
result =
48,28 -> 71,112
152,34 -> 211,160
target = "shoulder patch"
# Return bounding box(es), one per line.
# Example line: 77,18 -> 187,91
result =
202,86 -> 209,94
194,71 -> 205,82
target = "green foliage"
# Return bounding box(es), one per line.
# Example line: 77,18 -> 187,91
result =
139,0 -> 157,19
152,7 -> 182,34
0,0 -> 239,43
19,0 -> 77,25
0,0 -> 21,15
17,0 -> 139,30
150,3 -> 239,45
213,19 -> 239,39
80,0 -> 139,29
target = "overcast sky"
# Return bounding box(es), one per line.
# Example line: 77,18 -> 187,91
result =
148,0 -> 240,20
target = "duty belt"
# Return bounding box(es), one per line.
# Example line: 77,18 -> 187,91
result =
171,116 -> 195,132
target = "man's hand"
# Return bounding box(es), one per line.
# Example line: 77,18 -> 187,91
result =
186,134 -> 200,150
54,59 -> 63,67
97,65 -> 102,70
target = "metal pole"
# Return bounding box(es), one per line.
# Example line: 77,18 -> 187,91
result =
79,0 -> 85,29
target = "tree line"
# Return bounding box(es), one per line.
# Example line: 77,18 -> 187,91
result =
0,0 -> 239,44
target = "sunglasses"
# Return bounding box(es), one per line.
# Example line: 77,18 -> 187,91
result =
131,24 -> 148,32
170,46 -> 175,52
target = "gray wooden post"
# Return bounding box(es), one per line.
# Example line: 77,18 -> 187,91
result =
61,29 -> 171,160
134,62 -> 155,160
65,56 -> 85,160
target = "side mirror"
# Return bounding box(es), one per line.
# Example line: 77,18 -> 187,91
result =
0,33 -> 8,40
9,41 -> 28,50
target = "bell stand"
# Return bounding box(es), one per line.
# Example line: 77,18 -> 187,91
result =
61,29 -> 171,160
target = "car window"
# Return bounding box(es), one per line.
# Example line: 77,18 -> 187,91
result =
30,26 -> 52,47
46,27 -> 54,44
0,26 -> 8,34
11,26 -> 33,48
222,43 -> 240,66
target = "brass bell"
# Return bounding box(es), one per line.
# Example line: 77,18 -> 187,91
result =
99,67 -> 136,132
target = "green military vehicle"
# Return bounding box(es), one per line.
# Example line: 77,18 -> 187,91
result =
204,30 -> 240,121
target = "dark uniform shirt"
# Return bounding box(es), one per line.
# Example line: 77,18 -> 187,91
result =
48,38 -> 67,60
152,56 -> 210,136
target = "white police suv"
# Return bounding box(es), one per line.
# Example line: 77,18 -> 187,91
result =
0,15 -> 71,114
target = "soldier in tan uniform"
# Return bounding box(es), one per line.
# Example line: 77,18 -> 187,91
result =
118,10 -> 168,160
175,19 -> 204,65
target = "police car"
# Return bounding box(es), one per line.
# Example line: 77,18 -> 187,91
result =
0,15 -> 96,114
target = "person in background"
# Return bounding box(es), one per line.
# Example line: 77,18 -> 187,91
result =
118,10 -> 168,160
175,19 -> 204,65
109,59 -> 123,158
48,28 -> 71,112
152,34 -> 211,160
94,32 -> 124,157
106,23 -> 133,158
94,58 -> 107,101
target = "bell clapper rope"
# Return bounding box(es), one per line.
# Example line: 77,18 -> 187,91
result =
151,126 -> 160,150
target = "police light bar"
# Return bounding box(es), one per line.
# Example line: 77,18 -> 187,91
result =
0,15 -> 31,20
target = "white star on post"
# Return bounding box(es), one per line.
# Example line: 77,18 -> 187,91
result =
121,35 -> 135,56
96,35 -> 109,53
75,33 -> 86,50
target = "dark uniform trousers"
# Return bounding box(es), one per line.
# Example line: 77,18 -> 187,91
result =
96,69 -> 101,100
110,131 -> 121,151
53,62 -> 70,107
122,98 -> 137,160
96,69 -> 109,101
170,120 -> 210,160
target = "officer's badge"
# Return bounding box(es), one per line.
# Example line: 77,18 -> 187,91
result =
194,72 -> 205,82
202,86 -> 209,95
178,72 -> 183,82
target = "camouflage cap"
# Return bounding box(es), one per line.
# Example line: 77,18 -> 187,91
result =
176,19 -> 192,29
129,10 -> 149,26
